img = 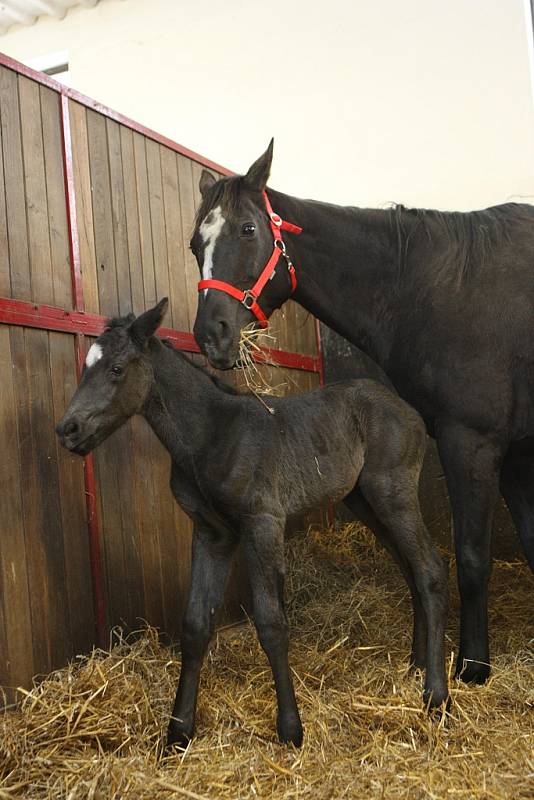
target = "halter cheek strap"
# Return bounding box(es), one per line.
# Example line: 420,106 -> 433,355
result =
197,191 -> 302,329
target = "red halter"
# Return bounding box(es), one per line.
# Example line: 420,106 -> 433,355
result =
197,191 -> 302,328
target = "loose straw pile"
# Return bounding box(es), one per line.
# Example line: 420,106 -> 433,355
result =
0,522 -> 532,799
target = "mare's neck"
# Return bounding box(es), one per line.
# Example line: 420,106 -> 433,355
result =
142,339 -> 230,462
268,188 -> 407,367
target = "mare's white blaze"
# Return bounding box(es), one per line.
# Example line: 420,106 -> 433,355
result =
199,205 -> 225,295
86,343 -> 103,368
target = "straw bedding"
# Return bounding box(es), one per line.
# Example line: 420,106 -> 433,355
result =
0,521 -> 532,799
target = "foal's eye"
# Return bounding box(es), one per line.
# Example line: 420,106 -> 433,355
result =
241,223 -> 256,237
111,364 -> 123,377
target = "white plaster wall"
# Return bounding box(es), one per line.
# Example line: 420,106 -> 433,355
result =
1,0 -> 533,210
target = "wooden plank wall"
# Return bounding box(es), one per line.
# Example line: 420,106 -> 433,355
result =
0,64 -> 321,694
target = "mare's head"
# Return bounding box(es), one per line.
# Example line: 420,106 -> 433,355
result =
56,299 -> 168,455
192,141 -> 292,369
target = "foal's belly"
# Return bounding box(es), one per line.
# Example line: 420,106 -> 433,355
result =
284,452 -> 363,517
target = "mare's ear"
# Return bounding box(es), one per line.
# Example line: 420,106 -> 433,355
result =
130,298 -> 168,347
243,139 -> 274,191
199,169 -> 217,197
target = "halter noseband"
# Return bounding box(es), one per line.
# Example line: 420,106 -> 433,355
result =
197,191 -> 302,328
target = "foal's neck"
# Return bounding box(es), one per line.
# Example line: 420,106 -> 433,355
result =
142,339 -> 232,462
267,188 -> 407,367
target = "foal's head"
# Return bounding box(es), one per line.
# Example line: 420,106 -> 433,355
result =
192,140 -> 293,369
56,299 -> 168,455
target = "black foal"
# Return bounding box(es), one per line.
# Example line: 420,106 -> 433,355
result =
56,299 -> 448,749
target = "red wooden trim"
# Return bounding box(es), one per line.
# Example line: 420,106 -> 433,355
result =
0,299 -> 104,334
0,51 -> 232,177
0,298 -> 321,373
73,334 -> 107,648
59,89 -> 107,649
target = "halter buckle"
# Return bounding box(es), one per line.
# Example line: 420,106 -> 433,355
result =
242,290 -> 257,310
274,238 -> 287,255
270,212 -> 282,227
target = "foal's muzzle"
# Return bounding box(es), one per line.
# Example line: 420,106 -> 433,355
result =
56,414 -> 94,456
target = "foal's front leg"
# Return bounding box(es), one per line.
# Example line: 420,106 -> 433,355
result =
243,514 -> 303,746
166,522 -> 236,749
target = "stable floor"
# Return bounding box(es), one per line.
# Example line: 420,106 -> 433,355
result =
1,523 -> 532,799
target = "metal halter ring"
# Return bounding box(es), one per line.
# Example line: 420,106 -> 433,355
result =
274,238 -> 287,255
241,290 -> 257,310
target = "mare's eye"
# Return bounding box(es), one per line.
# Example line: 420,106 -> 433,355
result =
111,364 -> 123,377
241,223 -> 255,237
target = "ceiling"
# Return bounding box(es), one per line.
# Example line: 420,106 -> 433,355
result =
0,1 -> 100,35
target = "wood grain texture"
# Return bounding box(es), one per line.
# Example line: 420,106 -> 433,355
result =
0,67 -> 31,301
0,326 -> 34,697
68,101 -> 99,313
40,87 -> 72,310
0,73 -> 321,696
87,109 -> 119,317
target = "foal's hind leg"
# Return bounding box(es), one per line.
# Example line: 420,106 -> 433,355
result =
500,450 -> 534,572
343,487 -> 427,669
359,471 -> 449,708
242,513 -> 302,746
167,522 -> 237,749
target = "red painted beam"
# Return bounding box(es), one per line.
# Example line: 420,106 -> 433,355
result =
60,91 -> 108,650
0,298 -> 321,373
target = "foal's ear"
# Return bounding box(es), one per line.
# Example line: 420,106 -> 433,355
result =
243,138 -> 274,191
199,169 -> 217,197
130,298 -> 169,346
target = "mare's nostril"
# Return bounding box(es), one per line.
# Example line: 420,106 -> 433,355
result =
217,319 -> 231,340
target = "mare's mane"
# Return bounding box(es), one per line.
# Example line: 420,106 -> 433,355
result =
193,174 -> 534,287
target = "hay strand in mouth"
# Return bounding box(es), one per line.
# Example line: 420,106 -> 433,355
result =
236,323 -> 289,413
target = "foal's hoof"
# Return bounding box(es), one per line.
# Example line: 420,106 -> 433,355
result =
165,718 -> 194,752
455,657 -> 490,685
424,688 -> 451,717
277,713 -> 303,747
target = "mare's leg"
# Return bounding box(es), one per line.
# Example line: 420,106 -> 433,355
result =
343,487 -> 427,668
500,449 -> 534,572
437,422 -> 503,683
166,522 -> 236,748
359,471 -> 449,708
243,514 -> 302,746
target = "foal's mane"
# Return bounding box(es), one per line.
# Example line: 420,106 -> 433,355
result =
160,339 -> 241,396
103,314 -> 241,396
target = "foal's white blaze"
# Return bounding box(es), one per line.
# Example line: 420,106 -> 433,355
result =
86,343 -> 103,368
199,205 -> 225,295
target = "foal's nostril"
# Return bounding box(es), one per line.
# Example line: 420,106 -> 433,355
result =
63,420 -> 79,438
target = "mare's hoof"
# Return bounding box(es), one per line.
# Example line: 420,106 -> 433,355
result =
277,713 -> 303,747
455,657 -> 490,685
165,718 -> 194,752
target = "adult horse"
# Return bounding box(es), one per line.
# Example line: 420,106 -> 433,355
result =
192,141 -> 534,686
